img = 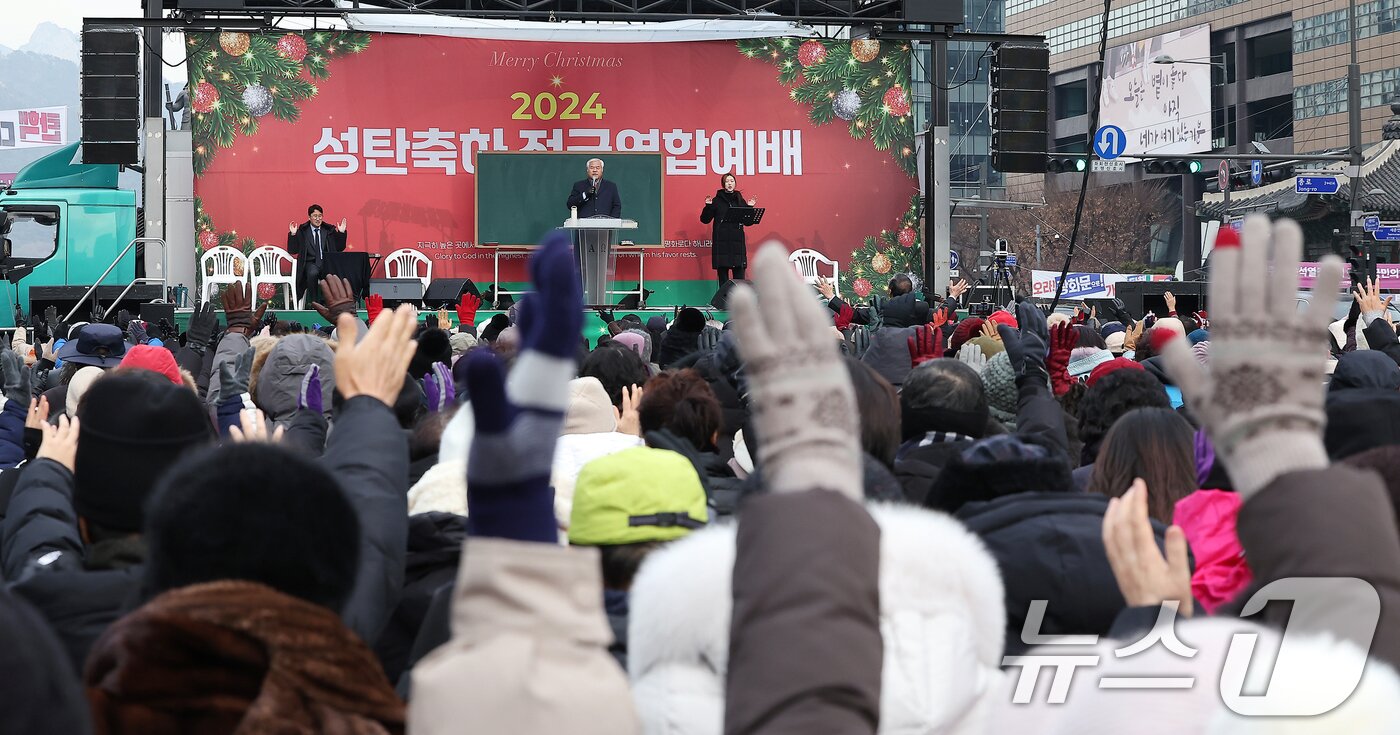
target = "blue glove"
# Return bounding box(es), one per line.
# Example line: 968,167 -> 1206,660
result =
463,231 -> 581,543
297,363 -> 323,415
422,361 -> 454,412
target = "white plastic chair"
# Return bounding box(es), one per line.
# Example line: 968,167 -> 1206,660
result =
385,248 -> 432,293
789,248 -> 839,296
248,245 -> 299,309
200,246 -> 249,305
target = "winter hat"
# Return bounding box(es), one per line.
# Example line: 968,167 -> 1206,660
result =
255,335 -> 337,421
480,314 -> 510,343
948,317 -> 985,355
74,373 -> 214,532
568,447 -> 708,546
1192,340 -> 1211,365
448,331 -> 476,356
985,310 -> 1018,329
1046,312 -> 1070,327
924,434 -> 1074,513
1148,326 -> 1181,354
968,335 -> 1006,358
1187,328 -> 1210,345
612,331 -> 647,360
1105,330 -> 1127,354
1154,316 -> 1186,336
144,443 -> 360,612
1086,357 -> 1145,389
565,377 -> 617,435
675,307 -> 706,333
1068,347 -> 1114,378
55,324 -> 130,368
1099,321 -> 1125,339
981,352 -> 1018,427
119,344 -> 181,385
65,366 -> 104,418
410,329 -> 452,380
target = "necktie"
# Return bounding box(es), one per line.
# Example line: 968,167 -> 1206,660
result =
314,228 -> 322,258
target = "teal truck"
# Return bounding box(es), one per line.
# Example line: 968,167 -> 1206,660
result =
0,142 -> 170,329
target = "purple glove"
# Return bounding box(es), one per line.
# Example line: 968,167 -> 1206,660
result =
422,361 -> 454,412
298,364 -> 323,415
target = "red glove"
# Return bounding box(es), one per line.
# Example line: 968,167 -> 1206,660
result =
931,306 -> 950,332
1046,322 -> 1076,396
833,302 -> 855,330
908,324 -> 941,367
457,293 -> 482,327
365,293 -> 384,325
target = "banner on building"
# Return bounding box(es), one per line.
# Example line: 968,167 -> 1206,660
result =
1099,24 -> 1211,156
1299,262 -> 1400,290
189,33 -> 919,296
0,107 -> 68,150
1031,269 -> 1174,300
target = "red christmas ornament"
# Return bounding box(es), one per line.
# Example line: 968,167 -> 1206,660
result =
898,226 -> 918,248
853,277 -> 873,298
797,40 -> 828,68
276,33 -> 308,62
198,231 -> 219,251
257,282 -> 278,301
883,85 -> 910,117
192,82 -> 219,114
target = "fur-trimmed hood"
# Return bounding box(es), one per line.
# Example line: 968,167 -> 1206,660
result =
627,502 -> 1007,735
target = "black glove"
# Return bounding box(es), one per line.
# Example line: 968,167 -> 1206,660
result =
997,300 -> 1050,379
595,307 -> 616,326
30,312 -> 49,345
185,301 -> 218,355
218,347 -> 256,398
43,306 -> 58,337
89,300 -> 104,325
156,318 -> 177,342
0,345 -> 31,404
114,309 -> 133,331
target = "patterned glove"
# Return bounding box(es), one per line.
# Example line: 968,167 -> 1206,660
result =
1046,322 -> 1077,396
728,244 -> 860,500
422,361 -> 454,412
297,363 -> 323,416
464,231 -> 580,542
1161,216 -> 1341,499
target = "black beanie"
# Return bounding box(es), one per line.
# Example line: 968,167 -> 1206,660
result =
143,443 -> 361,612
677,307 -> 706,333
409,328 -> 452,380
480,314 -> 510,343
74,373 -> 213,532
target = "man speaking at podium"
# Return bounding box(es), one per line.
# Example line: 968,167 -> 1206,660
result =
566,158 -> 622,218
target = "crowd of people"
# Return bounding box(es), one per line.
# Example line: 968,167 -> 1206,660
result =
0,217 -> 1397,733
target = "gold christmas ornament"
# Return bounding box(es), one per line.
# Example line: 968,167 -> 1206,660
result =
219,32 -> 251,57
872,252 -> 892,274
851,39 -> 880,63
232,259 -> 246,277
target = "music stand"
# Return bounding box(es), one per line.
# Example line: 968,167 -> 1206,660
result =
720,206 -> 765,226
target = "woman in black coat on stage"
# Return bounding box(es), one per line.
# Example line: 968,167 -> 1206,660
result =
700,173 -> 757,284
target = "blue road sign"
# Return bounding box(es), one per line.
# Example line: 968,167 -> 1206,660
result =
1366,215 -> 1382,232
1251,160 -> 1263,186
949,250 -> 960,270
1295,175 -> 1340,194
1374,226 -> 1400,241
1006,254 -> 1019,267
1093,125 -> 1127,160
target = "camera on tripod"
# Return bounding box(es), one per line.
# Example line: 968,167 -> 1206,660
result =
993,238 -> 1010,259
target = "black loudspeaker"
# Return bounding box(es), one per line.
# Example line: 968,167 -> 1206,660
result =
1113,281 -> 1207,320
369,278 -> 425,307
903,0 -> 967,24
80,29 -> 140,165
711,279 -> 746,309
422,278 -> 479,308
137,302 -> 175,329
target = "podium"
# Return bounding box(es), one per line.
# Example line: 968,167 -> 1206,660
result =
562,216 -> 639,306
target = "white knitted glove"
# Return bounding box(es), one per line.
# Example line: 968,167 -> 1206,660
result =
728,244 -> 861,500
957,342 -> 989,374
1162,215 -> 1342,499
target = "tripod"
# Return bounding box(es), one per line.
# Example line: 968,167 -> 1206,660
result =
989,255 -> 1014,309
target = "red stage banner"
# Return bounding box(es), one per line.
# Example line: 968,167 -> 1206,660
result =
190,32 -> 920,300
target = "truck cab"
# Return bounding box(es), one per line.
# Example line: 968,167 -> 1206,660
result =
0,143 -> 138,328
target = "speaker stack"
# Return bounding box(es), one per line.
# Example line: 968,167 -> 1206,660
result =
80,28 -> 140,165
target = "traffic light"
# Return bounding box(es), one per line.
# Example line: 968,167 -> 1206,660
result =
1046,156 -> 1087,173
990,43 -> 1049,174
1143,159 -> 1203,174
1347,241 -> 1376,285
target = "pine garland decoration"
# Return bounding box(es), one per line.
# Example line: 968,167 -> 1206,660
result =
840,193 -> 924,300
735,38 -> 916,176
189,31 -> 372,176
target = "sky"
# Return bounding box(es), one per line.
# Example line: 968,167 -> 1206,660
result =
0,0 -> 142,50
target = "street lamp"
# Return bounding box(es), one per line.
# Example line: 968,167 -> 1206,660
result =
1151,54 -> 1228,69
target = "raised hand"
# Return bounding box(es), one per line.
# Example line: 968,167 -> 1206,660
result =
220,282 -> 266,334
334,304 -> 418,406
219,348 -> 256,399
456,293 -> 482,328
816,276 -> 836,300
289,221 -> 298,235
728,243 -> 861,499
980,320 -> 1001,342
949,278 -> 970,300
1102,479 -> 1193,617
25,396 -> 49,431
297,364 -> 323,415
37,415 -> 79,472
229,408 -> 285,444
907,324 -> 941,367
957,342 -> 989,373
1160,216 -> 1341,498
311,275 -> 358,323
127,319 -> 150,346
365,293 -> 384,326
705,196 -> 713,205
423,361 -> 455,412
1046,321 -> 1077,396
184,301 -> 219,354
615,384 -> 642,436
997,300 -> 1050,379
1163,290 -> 1177,314
337,217 -> 348,233
1123,318 -> 1146,352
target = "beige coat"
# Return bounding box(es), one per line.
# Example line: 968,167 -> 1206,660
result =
408,538 -> 640,734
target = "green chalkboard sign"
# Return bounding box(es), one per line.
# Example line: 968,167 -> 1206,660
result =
475,152 -> 664,247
